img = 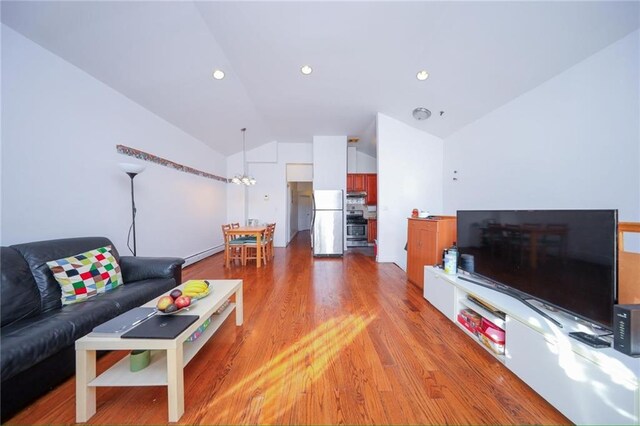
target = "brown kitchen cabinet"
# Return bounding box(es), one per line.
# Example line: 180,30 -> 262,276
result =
368,219 -> 377,243
347,173 -> 377,205
365,173 -> 377,205
406,217 -> 456,289
353,174 -> 366,192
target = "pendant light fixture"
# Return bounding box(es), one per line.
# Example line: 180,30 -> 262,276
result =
232,128 -> 256,186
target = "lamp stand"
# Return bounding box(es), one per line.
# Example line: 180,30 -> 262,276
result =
127,172 -> 138,256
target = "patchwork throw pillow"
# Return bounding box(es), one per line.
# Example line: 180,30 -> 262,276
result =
47,246 -> 123,305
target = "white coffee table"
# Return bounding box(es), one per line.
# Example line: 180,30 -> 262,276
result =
75,279 -> 243,423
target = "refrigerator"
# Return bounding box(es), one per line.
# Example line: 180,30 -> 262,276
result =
311,190 -> 344,257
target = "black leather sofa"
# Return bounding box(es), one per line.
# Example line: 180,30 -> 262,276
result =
0,237 -> 184,421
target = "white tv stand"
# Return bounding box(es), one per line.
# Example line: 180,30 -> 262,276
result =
424,266 -> 639,425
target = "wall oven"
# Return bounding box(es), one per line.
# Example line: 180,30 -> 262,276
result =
346,212 -> 368,247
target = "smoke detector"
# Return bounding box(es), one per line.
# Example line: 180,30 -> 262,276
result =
413,107 -> 432,120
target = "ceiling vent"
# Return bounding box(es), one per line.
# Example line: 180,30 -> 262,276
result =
412,107 -> 432,121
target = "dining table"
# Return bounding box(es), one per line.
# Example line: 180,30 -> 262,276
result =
224,226 -> 267,268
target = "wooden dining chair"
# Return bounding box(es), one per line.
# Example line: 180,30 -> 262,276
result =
266,223 -> 276,260
222,224 -> 245,266
244,225 -> 272,266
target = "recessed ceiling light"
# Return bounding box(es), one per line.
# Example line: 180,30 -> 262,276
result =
212,69 -> 225,80
416,70 -> 429,81
300,65 -> 313,75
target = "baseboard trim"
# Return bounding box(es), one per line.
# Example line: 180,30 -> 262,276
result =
182,245 -> 224,267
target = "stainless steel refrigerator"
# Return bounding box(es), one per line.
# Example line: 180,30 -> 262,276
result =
311,190 -> 344,257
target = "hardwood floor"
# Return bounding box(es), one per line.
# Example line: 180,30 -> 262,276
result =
8,232 -> 570,425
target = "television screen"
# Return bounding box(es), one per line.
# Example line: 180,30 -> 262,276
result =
456,210 -> 618,329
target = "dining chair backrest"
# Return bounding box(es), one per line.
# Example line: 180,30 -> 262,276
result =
231,223 -> 240,229
222,224 -> 231,240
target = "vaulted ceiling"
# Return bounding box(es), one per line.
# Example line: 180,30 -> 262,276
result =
2,1 -> 639,157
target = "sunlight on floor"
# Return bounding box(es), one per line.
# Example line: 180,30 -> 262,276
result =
201,313 -> 375,423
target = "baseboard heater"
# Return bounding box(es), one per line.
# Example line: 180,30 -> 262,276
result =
182,245 -> 224,267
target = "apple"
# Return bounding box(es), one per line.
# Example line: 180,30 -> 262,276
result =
175,296 -> 191,309
156,295 -> 174,311
164,303 -> 178,313
170,289 -> 182,299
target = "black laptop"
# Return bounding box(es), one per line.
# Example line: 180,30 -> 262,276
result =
121,315 -> 199,339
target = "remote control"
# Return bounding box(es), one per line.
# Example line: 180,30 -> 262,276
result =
568,331 -> 611,348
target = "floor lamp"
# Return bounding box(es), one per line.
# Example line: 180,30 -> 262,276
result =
119,162 -> 146,256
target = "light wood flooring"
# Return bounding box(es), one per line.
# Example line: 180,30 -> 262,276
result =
8,232 -> 570,425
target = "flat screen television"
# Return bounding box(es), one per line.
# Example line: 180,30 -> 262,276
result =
456,209 -> 618,330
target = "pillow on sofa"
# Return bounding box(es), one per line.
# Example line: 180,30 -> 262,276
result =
46,246 -> 123,305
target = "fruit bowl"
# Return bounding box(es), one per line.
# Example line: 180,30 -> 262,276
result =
156,298 -> 198,315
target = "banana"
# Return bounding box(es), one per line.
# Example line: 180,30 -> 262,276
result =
186,285 -> 207,292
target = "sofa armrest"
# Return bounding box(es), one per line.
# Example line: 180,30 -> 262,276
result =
120,256 -> 184,285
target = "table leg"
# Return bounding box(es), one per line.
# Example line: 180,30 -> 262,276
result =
76,349 -> 96,422
256,232 -> 262,268
235,283 -> 244,326
166,346 -> 185,422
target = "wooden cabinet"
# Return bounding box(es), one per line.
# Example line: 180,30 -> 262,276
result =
406,217 -> 456,289
347,173 -> 377,205
353,174 -> 366,191
365,174 -> 377,205
368,219 -> 377,243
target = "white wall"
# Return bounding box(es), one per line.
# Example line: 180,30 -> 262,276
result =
1,26 -> 228,261
377,113 -> 444,270
347,146 -> 377,173
312,136 -> 347,191
443,30 -> 640,228
286,164 -> 313,182
356,151 -> 377,173
226,142 -> 313,247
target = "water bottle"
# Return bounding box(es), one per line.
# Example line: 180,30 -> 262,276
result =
445,243 -> 458,275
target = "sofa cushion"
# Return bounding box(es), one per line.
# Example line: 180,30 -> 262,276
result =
11,237 -> 118,313
1,247 -> 42,327
47,246 -> 123,305
100,277 -> 178,312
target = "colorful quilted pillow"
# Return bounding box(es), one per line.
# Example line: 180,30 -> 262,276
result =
47,246 -> 123,305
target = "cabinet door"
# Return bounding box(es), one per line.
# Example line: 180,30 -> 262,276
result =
421,222 -> 438,265
346,174 -> 354,192
407,221 -> 423,286
424,270 -> 456,320
353,174 -> 366,191
368,219 -> 377,243
366,174 -> 377,205
506,318 -> 639,424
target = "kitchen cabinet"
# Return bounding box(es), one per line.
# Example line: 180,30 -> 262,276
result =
353,174 -> 366,192
347,174 -> 354,192
368,219 -> 377,243
406,217 -> 456,289
365,174 -> 377,205
347,173 -> 377,205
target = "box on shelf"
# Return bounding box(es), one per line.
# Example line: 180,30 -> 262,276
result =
215,299 -> 230,315
478,317 -> 505,355
186,316 -> 212,342
457,308 -> 482,335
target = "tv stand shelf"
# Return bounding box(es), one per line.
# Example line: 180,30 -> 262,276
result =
424,266 -> 640,425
